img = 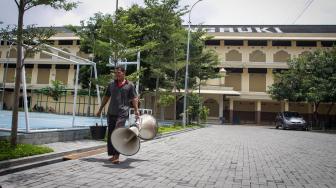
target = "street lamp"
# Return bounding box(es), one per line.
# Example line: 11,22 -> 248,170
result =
183,0 -> 203,127
219,67 -> 226,86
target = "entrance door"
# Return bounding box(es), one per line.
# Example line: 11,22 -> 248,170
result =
19,96 -> 31,108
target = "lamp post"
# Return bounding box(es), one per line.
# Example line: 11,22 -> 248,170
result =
219,67 -> 227,86
183,0 -> 203,127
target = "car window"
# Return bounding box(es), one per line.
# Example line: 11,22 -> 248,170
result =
284,112 -> 301,118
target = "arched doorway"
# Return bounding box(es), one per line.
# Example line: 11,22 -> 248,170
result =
176,96 -> 184,120
203,98 -> 219,117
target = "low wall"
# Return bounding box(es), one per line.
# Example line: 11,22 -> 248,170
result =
0,128 -> 90,145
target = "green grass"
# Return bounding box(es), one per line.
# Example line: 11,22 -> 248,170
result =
158,124 -> 202,134
0,140 -> 54,161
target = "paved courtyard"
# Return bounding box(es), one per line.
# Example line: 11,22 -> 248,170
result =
1,125 -> 336,188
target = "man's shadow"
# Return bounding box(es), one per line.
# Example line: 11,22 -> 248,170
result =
80,157 -> 148,169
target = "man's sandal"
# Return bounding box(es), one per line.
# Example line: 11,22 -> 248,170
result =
111,159 -> 120,164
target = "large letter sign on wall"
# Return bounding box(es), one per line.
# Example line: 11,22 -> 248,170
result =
201,27 -> 284,33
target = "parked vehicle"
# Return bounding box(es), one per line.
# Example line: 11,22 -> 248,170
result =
275,111 -> 308,130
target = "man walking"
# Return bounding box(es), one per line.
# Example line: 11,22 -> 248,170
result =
96,66 -> 139,164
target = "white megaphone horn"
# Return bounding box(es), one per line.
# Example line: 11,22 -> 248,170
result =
111,114 -> 158,156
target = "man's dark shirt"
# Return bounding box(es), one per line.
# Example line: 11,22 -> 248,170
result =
105,80 -> 137,117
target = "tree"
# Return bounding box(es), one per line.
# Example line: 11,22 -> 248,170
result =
158,92 -> 175,121
268,47 -> 336,129
46,80 -> 66,112
7,0 -> 77,147
71,0 -> 220,121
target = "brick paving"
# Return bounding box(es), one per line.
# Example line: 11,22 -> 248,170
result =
1,125 -> 336,188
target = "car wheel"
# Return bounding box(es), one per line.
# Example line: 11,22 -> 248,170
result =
282,123 -> 286,130
275,122 -> 279,129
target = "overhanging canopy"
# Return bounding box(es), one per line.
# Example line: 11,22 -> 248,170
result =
178,89 -> 240,96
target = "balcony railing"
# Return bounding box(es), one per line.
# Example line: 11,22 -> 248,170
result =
221,61 -> 288,69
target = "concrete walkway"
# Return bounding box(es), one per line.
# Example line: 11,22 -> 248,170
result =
1,125 -> 336,188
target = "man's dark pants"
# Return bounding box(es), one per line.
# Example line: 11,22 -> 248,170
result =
107,115 -> 127,156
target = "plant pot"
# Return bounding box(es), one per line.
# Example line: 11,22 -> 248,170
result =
90,126 -> 107,140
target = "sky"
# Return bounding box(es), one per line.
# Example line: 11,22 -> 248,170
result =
0,0 -> 336,28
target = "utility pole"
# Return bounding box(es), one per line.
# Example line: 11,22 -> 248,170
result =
116,0 -> 118,12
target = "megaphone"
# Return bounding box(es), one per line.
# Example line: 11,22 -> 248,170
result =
111,114 -> 158,156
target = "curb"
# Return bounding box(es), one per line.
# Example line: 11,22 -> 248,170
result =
0,144 -> 106,176
0,126 -> 204,175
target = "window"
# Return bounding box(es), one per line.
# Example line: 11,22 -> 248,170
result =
296,41 -> 316,47
224,73 -> 241,91
273,50 -> 291,62
37,69 -> 50,84
249,73 -> 266,92
56,69 -> 69,84
248,68 -> 267,74
205,40 -> 220,46
5,64 -> 16,68
225,68 -> 243,73
272,40 -> 291,46
321,41 -> 336,47
225,50 -> 242,61
58,40 -> 73,45
24,64 -> 34,68
224,40 -> 243,46
249,50 -> 266,62
248,40 -> 267,46
76,40 -> 80,45
46,40 -> 55,45
38,64 -> 52,69
56,65 -> 70,69
0,41 -> 4,46
9,49 -> 17,58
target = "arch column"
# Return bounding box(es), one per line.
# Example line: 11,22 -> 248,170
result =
241,68 -> 249,92
255,100 -> 261,125
281,100 -> 289,111
50,64 -> 56,83
229,98 -> 234,123
219,95 -> 224,118
0,64 -> 4,82
67,65 -> 75,87
266,68 -> 274,91
31,64 -> 38,84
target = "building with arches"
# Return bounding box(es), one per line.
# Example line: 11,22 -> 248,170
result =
194,25 -> 336,124
1,25 -> 336,125
0,27 -> 98,116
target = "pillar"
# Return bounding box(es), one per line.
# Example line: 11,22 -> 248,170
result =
265,68 -> 274,91
49,64 -> 56,84
31,64 -> 38,84
0,64 -> 4,83
281,100 -> 289,112
266,41 -> 273,62
219,95 -> 224,118
229,98 -> 234,124
67,65 -> 75,87
255,100 -> 261,125
241,68 -> 249,92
